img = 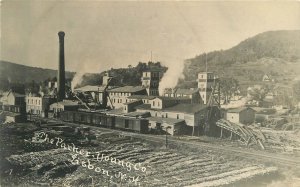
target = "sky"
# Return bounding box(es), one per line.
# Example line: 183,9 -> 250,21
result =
1,1 -> 300,73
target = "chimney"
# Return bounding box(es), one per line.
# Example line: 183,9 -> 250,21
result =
57,31 -> 65,101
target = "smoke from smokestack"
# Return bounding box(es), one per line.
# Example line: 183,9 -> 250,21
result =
71,71 -> 85,91
159,59 -> 185,96
71,62 -> 91,91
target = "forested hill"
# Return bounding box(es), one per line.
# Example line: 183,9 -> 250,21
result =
0,60 -> 167,90
181,30 -> 300,86
0,61 -> 75,83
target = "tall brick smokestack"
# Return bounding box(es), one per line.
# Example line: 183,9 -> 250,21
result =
57,31 -> 65,101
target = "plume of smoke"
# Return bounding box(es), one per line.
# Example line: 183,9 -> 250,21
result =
71,71 -> 85,91
159,59 -> 185,96
71,63 -> 91,91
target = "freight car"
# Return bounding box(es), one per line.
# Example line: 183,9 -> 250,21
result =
60,110 -> 149,133
114,115 -> 149,133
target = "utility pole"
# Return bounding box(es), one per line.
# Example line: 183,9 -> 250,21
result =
205,53 -> 208,72
165,126 -> 171,148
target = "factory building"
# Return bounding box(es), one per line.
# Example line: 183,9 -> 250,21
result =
147,116 -> 186,136
74,85 -> 107,104
141,70 -> 160,96
0,90 -> 26,122
49,100 -> 79,117
135,102 -> 208,135
127,95 -> 156,104
198,72 -> 217,104
107,86 -> 147,109
0,90 -> 25,107
25,93 -> 56,117
163,88 -> 201,104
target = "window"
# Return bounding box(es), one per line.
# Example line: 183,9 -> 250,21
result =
155,112 -> 157,117
177,114 -> 179,119
153,101 -> 155,106
166,113 -> 168,118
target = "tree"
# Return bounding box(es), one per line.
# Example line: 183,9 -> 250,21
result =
219,77 -> 239,104
248,85 -> 269,101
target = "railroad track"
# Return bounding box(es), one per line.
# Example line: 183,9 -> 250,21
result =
41,118 -> 300,168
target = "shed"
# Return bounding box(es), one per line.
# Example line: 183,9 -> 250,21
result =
226,107 -> 255,125
147,116 -> 186,136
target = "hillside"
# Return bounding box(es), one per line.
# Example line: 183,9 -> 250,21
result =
0,60 -> 166,91
180,30 -> 300,87
0,61 -> 75,83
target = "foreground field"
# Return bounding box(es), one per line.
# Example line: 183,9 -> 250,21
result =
0,122 -> 297,186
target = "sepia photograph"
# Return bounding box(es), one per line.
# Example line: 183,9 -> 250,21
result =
0,0 -> 300,186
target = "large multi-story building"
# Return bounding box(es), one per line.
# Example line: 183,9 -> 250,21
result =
0,90 -> 25,113
25,93 -> 56,117
141,70 -> 160,96
198,72 -> 216,104
163,88 -> 201,104
107,86 -> 148,109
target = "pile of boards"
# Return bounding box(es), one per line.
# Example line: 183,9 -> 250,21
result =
216,119 -> 266,150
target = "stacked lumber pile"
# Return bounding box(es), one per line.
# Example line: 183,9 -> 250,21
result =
216,119 -> 266,149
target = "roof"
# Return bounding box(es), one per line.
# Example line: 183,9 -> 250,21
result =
123,100 -> 143,105
124,111 -> 150,117
135,104 -> 152,110
164,103 -> 206,114
227,107 -> 254,113
147,116 -> 185,124
6,91 -> 25,97
176,88 -> 199,95
127,95 -> 156,100
135,103 -> 206,114
1,111 -> 22,117
256,108 -> 276,115
154,96 -> 191,101
74,85 -> 106,92
163,88 -> 177,94
104,108 -> 123,115
108,86 -> 146,93
51,100 -> 79,107
164,88 -> 198,95
198,72 -> 214,74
